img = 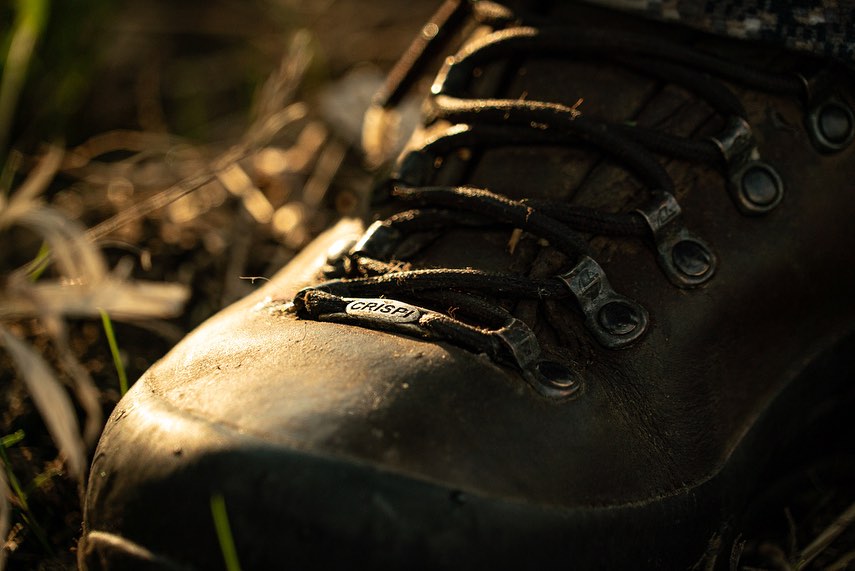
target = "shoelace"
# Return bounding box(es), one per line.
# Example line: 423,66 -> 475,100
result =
290,0 -> 854,398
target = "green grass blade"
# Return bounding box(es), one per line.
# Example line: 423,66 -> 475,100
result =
0,439 -> 28,509
0,447 -> 28,511
0,430 -> 25,449
0,439 -> 52,554
27,241 -> 51,282
0,0 -> 50,157
210,493 -> 243,571
99,308 -> 128,396
25,464 -> 62,496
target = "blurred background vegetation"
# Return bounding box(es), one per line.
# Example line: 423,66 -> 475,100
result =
0,1 -> 432,568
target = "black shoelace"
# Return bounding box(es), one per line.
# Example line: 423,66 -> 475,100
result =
290,0 -> 854,398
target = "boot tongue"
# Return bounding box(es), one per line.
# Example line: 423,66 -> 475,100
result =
357,2 -> 745,345
378,9 -> 714,278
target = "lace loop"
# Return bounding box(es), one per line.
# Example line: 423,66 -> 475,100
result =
556,256 -> 649,348
393,185 -> 592,260
430,23 -> 790,214
291,1 -> 844,393
396,121 -> 676,193
709,117 -> 784,214
635,191 -> 716,286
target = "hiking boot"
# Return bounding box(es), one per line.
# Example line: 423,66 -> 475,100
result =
79,1 -> 855,569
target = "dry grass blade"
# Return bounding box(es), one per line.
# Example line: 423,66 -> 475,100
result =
216,164 -> 273,223
827,548 -> 855,571
242,101 -> 308,152
0,148 -> 104,286
54,342 -> 103,447
12,206 -> 106,286
90,280 -> 190,319
42,315 -> 103,447
0,326 -> 86,483
6,146 -> 62,208
58,40 -> 312,244
248,30 -> 312,137
0,146 -> 63,228
0,461 -> 9,571
63,130 -> 182,170
798,499 -> 855,569
82,138 -> 275,244
80,103 -> 303,244
301,139 -> 346,210
0,279 -> 189,321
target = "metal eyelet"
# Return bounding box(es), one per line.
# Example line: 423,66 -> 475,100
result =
557,256 -> 648,349
635,190 -> 716,287
799,71 -> 855,154
531,360 -> 581,399
807,97 -> 855,153
710,116 -> 784,215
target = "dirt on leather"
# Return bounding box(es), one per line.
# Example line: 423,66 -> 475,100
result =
1,1 -> 854,570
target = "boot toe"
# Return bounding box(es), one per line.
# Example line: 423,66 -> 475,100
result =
82,301 -> 717,569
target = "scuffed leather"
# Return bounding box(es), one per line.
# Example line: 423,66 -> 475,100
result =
82,5 -> 855,569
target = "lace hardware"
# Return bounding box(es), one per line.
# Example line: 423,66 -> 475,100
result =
808,97 -> 855,153
709,116 -> 783,215
798,71 -> 855,154
494,318 -> 541,372
635,191 -> 716,287
556,256 -> 648,348
531,360 -> 581,399
298,3 -> 840,373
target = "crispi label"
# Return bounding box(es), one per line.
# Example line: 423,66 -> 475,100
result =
344,298 -> 421,323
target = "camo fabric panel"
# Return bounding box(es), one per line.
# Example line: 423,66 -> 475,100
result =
584,0 -> 855,64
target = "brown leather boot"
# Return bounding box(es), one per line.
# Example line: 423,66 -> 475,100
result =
80,1 -> 855,569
